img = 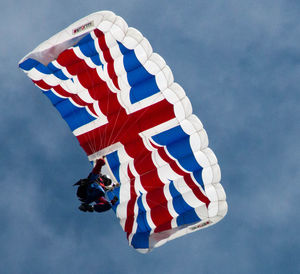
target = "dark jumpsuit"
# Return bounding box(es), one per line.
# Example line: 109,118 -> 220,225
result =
79,159 -> 111,212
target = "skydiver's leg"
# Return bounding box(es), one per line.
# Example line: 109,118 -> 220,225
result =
93,196 -> 112,212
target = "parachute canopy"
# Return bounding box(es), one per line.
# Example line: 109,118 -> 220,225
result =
19,11 -> 227,253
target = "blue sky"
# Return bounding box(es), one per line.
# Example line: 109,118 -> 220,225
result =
1,1 -> 300,273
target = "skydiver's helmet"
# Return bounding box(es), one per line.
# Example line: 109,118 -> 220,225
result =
100,174 -> 113,190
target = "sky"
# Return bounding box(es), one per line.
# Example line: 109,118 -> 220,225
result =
1,0 -> 300,273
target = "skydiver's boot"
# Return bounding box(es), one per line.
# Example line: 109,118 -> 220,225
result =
110,196 -> 118,205
78,203 -> 94,212
86,204 -> 94,212
79,204 -> 87,212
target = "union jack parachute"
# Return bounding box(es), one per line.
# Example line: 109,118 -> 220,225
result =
19,11 -> 227,253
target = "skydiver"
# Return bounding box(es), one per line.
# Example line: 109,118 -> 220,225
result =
74,157 -> 118,213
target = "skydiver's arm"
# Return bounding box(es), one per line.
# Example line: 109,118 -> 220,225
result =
92,158 -> 105,174
87,158 -> 105,180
